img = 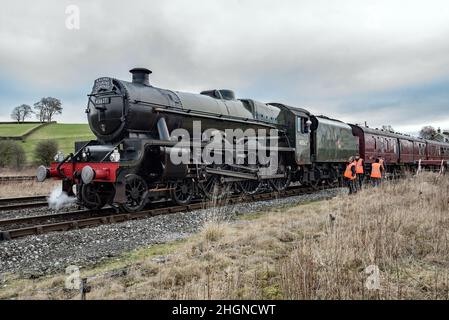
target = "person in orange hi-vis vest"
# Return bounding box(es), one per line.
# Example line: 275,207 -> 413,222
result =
344,156 -> 357,194
371,158 -> 383,186
355,155 -> 364,190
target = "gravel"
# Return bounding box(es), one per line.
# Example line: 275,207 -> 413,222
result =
0,188 -> 345,277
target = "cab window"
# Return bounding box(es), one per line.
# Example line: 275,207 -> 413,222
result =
297,117 -> 309,134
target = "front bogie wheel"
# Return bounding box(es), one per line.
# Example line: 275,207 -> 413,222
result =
79,183 -> 114,210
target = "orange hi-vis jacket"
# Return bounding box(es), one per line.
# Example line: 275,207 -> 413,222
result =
344,162 -> 356,180
356,159 -> 364,174
371,163 -> 382,179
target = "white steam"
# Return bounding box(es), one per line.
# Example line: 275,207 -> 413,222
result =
47,187 -> 76,210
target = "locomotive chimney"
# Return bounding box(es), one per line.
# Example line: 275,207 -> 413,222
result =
129,67 -> 152,86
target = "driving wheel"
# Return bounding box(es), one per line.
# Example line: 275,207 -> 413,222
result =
120,174 -> 148,212
239,180 -> 261,195
201,175 -> 230,200
171,179 -> 194,205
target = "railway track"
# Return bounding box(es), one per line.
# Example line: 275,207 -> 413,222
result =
0,176 -> 35,184
0,195 -> 48,211
0,185 -> 332,242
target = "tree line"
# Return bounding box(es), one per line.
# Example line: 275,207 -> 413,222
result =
10,97 -> 63,123
419,126 -> 448,141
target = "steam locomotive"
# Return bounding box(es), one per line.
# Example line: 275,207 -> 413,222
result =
36,68 -> 449,212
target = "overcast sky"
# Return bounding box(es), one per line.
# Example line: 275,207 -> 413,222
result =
1,0 -> 449,134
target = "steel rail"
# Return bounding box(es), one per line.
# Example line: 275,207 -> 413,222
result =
0,196 -> 48,211
0,195 -> 46,205
0,185 -> 332,241
0,176 -> 35,183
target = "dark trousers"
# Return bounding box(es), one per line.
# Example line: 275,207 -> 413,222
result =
356,174 -> 364,190
371,178 -> 381,187
346,178 -> 356,194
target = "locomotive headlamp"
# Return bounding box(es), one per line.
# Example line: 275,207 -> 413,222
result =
81,166 -> 95,184
110,148 -> 120,162
54,151 -> 65,162
81,147 -> 90,161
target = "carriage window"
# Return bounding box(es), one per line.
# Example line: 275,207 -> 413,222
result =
420,144 -> 425,156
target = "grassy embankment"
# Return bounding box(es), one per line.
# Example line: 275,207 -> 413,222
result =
21,123 -> 94,162
1,173 -> 449,299
0,123 -> 93,197
0,123 -> 93,163
0,123 -> 41,137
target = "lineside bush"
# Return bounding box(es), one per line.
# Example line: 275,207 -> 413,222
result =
0,140 -> 26,170
34,140 -> 58,166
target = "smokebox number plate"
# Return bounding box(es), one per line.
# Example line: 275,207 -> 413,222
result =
95,97 -> 110,105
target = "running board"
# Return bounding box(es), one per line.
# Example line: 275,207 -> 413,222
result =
205,168 -> 286,180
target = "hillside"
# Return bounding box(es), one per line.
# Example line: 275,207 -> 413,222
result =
0,123 -> 41,137
22,123 -> 94,162
0,123 -> 94,163
1,173 -> 448,299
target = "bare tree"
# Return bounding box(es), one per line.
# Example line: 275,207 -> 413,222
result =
21,104 -> 33,122
382,125 -> 395,132
10,104 -> 33,123
10,106 -> 22,123
45,97 -> 62,122
419,126 -> 437,140
34,97 -> 63,122
34,102 -> 46,122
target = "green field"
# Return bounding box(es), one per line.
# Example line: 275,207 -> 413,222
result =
20,123 -> 95,162
0,123 -> 41,137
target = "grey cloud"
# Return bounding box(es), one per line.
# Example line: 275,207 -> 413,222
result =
0,0 -> 449,129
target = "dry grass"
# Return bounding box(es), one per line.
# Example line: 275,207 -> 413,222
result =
0,167 -> 60,198
277,173 -> 449,299
2,173 -> 449,299
0,180 -> 59,198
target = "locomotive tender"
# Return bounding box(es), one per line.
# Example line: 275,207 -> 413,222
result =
36,68 -> 449,212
